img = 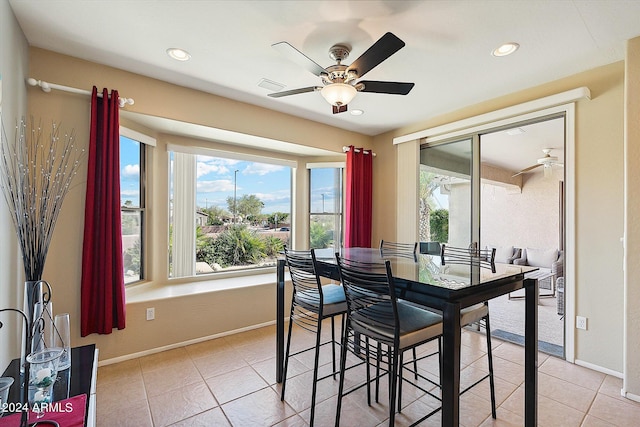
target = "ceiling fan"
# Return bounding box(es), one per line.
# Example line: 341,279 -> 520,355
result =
268,32 -> 415,114
512,148 -> 563,178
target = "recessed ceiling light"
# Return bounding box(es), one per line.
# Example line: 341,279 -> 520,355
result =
350,109 -> 364,116
166,48 -> 191,61
492,42 -> 519,57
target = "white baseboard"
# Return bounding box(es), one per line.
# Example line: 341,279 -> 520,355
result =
622,390 -> 640,402
98,319 -> 277,367
574,358 -> 623,378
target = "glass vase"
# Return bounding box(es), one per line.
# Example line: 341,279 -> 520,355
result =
20,280 -> 44,373
0,377 -> 15,418
52,313 -> 71,370
26,348 -> 62,419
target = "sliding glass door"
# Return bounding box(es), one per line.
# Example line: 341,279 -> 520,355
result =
419,117 -> 567,358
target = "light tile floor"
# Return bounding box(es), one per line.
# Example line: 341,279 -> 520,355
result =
96,321 -> 639,426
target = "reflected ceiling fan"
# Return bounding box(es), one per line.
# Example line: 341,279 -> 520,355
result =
512,148 -> 563,177
268,32 -> 415,114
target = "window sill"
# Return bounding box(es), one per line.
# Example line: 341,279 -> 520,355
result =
126,269 -> 284,304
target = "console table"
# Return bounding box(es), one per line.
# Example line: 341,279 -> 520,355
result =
1,344 -> 98,426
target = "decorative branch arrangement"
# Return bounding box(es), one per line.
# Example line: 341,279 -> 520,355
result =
0,116 -> 85,281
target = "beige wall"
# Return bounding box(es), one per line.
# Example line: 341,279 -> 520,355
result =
26,48 -> 369,361
373,62 -> 627,374
624,37 -> 640,398
573,66 -> 625,372
0,1 -> 29,369
448,183 -> 472,248
481,173 -> 561,250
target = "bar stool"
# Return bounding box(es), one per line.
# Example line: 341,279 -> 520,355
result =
281,248 -> 347,427
334,254 -> 443,427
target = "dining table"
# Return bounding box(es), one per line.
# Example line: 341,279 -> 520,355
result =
276,247 -> 540,426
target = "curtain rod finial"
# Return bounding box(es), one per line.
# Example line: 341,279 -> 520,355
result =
118,97 -> 135,108
26,78 -> 51,92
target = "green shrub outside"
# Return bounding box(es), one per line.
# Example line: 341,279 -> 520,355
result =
195,224 -> 285,268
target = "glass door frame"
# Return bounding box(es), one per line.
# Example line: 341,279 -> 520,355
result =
416,108 -> 573,360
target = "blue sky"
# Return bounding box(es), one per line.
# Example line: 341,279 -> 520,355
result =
119,137 -> 293,214
309,168 -> 341,214
120,136 -> 141,207
193,154 -> 291,214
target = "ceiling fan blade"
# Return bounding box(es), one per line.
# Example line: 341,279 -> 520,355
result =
267,86 -> 321,98
272,42 -> 327,77
512,163 -> 542,177
346,32 -> 405,78
359,81 -> 414,95
333,105 -> 348,114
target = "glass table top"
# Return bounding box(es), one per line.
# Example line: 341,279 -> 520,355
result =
313,247 -> 538,291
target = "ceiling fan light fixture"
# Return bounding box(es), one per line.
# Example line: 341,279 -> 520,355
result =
492,42 -> 519,57
320,83 -> 357,107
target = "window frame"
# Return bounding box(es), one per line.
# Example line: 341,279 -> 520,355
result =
307,162 -> 345,251
120,126 -> 153,285
167,143 -> 296,280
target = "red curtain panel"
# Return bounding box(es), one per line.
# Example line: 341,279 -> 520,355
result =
345,145 -> 373,248
81,87 -> 126,336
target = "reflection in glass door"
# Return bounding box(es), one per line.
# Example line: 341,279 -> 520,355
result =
419,138 -> 475,249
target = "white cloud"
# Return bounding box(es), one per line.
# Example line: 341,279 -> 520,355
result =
121,189 -> 139,196
196,156 -> 241,178
196,155 -> 239,165
243,163 -> 284,176
197,161 -> 229,178
122,164 -> 139,178
253,190 -> 290,202
197,179 -> 236,193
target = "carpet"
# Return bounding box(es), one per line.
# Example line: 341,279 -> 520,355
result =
492,329 -> 563,358
488,293 -> 564,348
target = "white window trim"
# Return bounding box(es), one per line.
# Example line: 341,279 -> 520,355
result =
167,143 -> 296,168
393,87 -> 590,144
120,126 -> 157,146
306,162 -> 345,169
172,152 -> 197,277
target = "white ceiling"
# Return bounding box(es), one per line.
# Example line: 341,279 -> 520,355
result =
8,0 -> 640,170
481,116 -> 565,174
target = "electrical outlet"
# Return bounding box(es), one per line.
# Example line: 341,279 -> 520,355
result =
576,316 -> 587,330
146,307 -> 155,321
